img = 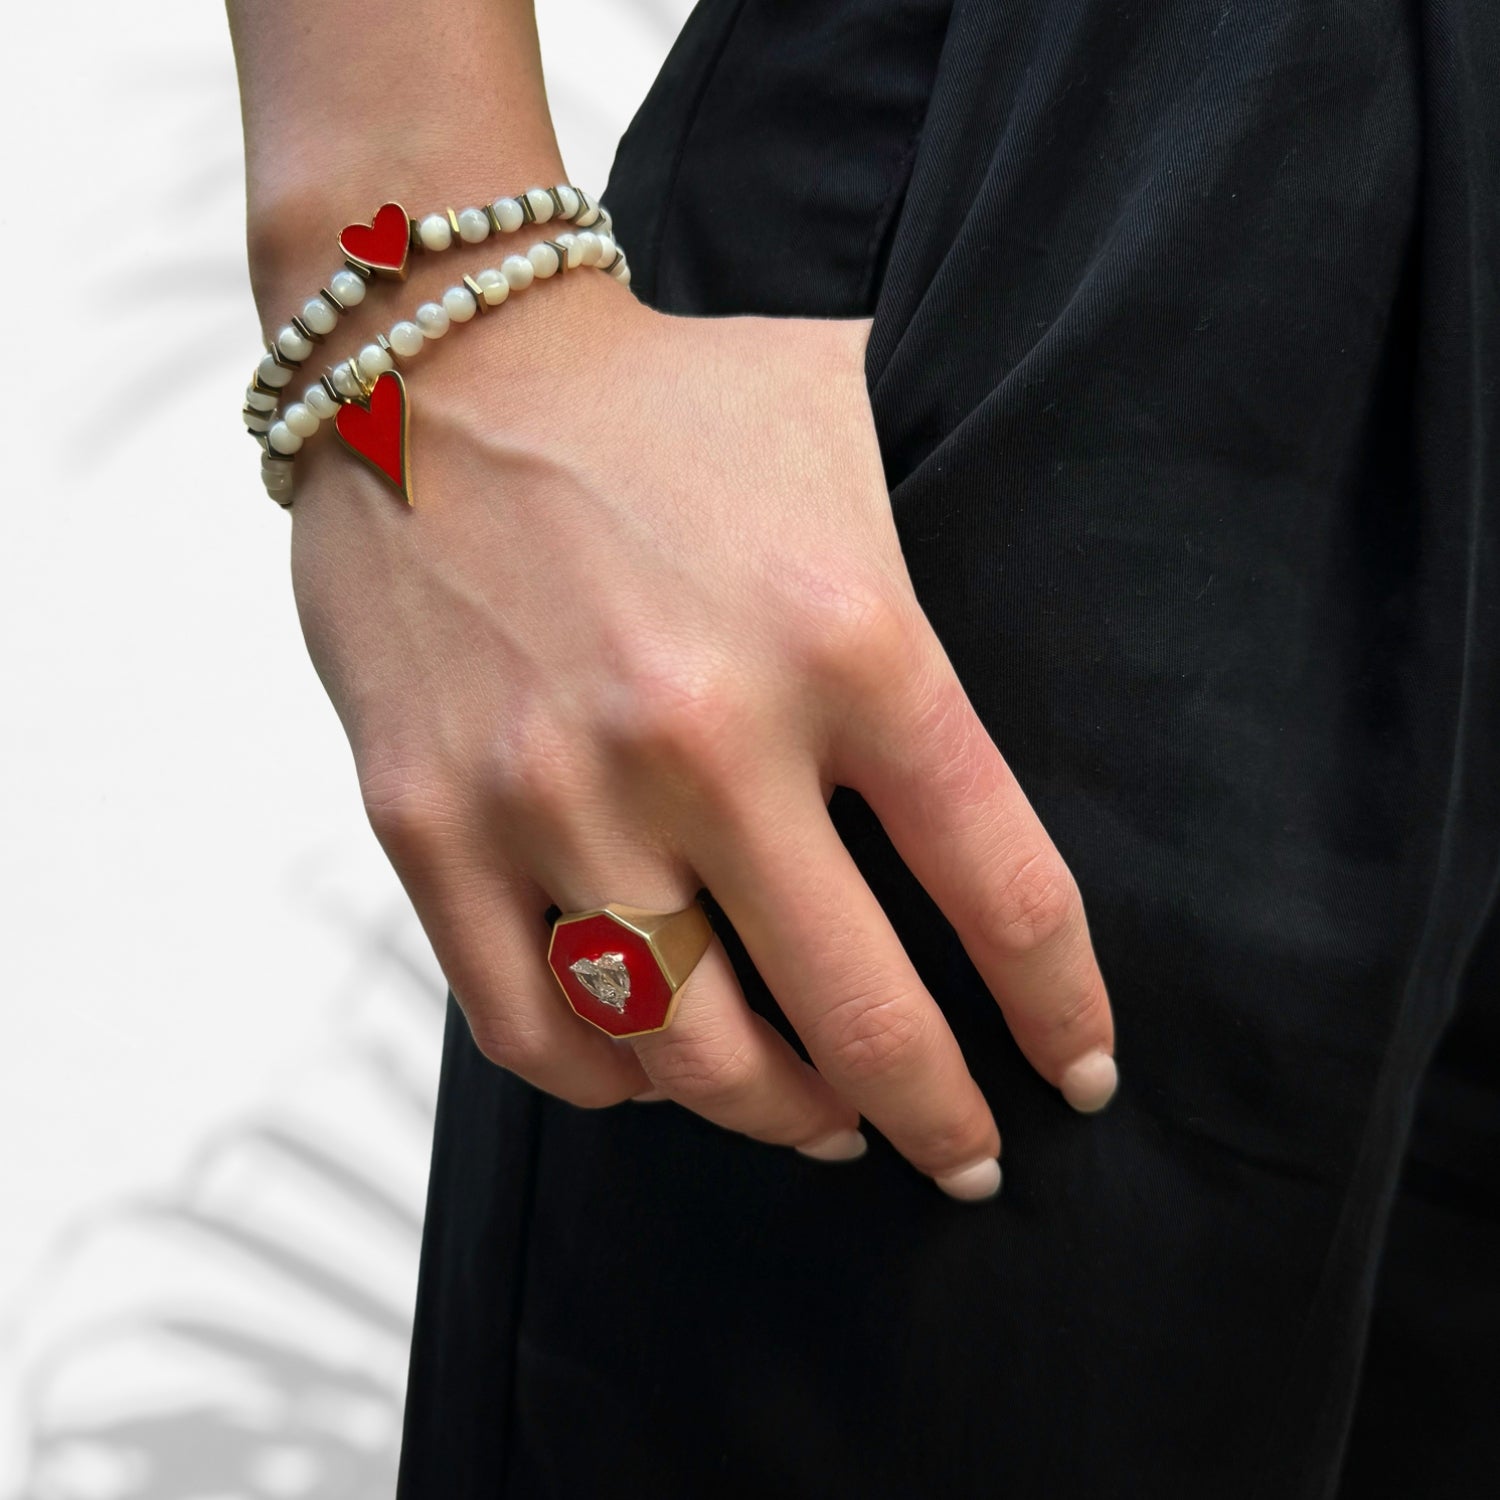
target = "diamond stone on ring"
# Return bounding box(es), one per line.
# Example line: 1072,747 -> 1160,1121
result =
547,899 -> 714,1039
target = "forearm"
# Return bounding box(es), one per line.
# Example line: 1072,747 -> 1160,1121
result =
226,0 -> 565,310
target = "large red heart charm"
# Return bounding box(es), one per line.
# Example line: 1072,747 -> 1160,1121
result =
338,201 -> 411,278
334,370 -> 412,504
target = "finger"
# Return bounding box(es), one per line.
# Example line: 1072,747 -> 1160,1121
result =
834,638 -> 1118,1113
526,853 -> 867,1161
363,789 -> 653,1107
687,763 -> 1004,1199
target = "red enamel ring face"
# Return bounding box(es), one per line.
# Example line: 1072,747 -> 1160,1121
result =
547,907 -> 694,1039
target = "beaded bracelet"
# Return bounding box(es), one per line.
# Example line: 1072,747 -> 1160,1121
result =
241,182 -> 611,442
256,226 -> 631,508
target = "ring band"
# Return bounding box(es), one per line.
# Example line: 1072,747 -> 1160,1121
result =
547,897 -> 713,1038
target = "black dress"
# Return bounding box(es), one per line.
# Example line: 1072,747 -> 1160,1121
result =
397,2 -> 1500,1495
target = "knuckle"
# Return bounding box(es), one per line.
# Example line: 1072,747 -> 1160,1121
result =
600,653 -> 747,783
791,564 -> 916,687
813,984 -> 931,1085
470,1017 -> 625,1109
645,1035 -> 760,1106
978,847 -> 1080,956
1051,977 -> 1111,1045
484,713 -> 577,823
468,1017 -> 549,1078
549,1072 -> 635,1111
915,1115 -> 1000,1178
357,755 -> 462,860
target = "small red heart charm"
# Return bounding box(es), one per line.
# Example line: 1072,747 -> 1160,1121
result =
334,370 -> 412,503
338,202 -> 411,278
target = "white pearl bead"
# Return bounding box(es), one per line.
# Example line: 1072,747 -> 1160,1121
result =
418,213 -> 453,252
331,361 -> 363,396
441,285 -> 477,322
257,353 -> 294,388
305,384 -> 338,419
491,197 -> 524,233
557,184 -> 580,218
268,421 -> 303,454
359,343 -> 394,376
556,234 -> 583,269
243,409 -> 272,432
329,268 -> 366,307
284,402 -> 320,438
245,387 -> 278,412
523,187 -> 554,223
527,242 -> 560,278
617,263 -> 632,287
574,231 -> 602,266
475,267 -> 509,306
457,207 -> 490,243
262,467 -> 293,489
276,325 -> 312,361
301,296 -> 338,335
415,302 -> 451,338
389,321 -> 425,358
575,196 -> 600,227
501,254 -> 535,290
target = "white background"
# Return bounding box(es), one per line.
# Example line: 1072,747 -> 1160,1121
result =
0,2 -> 690,1494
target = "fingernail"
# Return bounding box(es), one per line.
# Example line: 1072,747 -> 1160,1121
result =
935,1157 -> 1002,1202
631,1087 -> 669,1102
796,1128 -> 868,1162
1060,1050 -> 1118,1113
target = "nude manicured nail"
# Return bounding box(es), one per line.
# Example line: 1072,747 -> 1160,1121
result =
796,1128 -> 868,1162
935,1158 -> 1002,1202
631,1087 -> 669,1102
1059,1051 -> 1119,1113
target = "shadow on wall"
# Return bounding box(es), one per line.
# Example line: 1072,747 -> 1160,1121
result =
4,896 -> 445,1500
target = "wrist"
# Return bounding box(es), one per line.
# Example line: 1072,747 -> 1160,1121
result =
244,152 -> 570,320
232,0 -> 561,309
255,220 -> 652,506
424,260 -> 654,438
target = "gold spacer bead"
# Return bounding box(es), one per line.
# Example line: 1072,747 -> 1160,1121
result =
543,240 -> 569,272
319,284 -> 347,315
375,332 -> 394,354
485,201 -> 505,235
547,185 -> 567,219
290,314 -> 323,346
445,206 -> 461,238
269,344 -> 303,371
519,192 -> 537,224
318,371 -> 346,406
463,273 -> 488,310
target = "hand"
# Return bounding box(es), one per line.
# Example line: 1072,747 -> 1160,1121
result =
286,266 -> 1117,1200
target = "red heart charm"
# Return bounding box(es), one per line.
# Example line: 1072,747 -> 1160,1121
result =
334,370 -> 413,503
338,202 -> 411,278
